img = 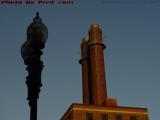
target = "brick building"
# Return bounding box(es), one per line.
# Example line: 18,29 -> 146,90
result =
60,24 -> 149,120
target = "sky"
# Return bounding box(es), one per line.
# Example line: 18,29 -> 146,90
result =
0,0 -> 160,120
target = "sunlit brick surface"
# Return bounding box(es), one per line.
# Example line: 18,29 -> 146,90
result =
61,104 -> 149,120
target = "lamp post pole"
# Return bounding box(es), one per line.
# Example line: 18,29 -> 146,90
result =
21,12 -> 48,120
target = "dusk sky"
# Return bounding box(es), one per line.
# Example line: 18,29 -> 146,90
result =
0,0 -> 160,120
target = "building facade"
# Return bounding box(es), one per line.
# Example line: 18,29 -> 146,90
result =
61,104 -> 148,120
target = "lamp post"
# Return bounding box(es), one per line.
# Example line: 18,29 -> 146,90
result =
21,12 -> 48,120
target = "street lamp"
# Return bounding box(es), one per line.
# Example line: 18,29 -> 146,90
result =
21,12 -> 48,120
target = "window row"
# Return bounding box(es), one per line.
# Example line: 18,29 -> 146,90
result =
86,112 -> 137,120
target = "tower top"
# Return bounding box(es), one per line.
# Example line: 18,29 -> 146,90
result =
82,37 -> 89,43
90,24 -> 99,28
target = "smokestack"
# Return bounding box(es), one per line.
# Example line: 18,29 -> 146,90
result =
80,24 -> 117,106
79,37 -> 90,104
87,24 -> 107,105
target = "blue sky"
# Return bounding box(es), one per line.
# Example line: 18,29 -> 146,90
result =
0,0 -> 160,120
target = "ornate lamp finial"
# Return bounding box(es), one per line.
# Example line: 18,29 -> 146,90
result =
33,12 -> 42,23
36,12 -> 39,18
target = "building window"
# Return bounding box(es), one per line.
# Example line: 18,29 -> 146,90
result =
130,115 -> 136,120
101,114 -> 108,120
116,114 -> 122,120
86,112 -> 93,120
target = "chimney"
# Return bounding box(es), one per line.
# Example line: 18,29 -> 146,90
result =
87,24 -> 107,105
80,24 -> 117,106
79,37 -> 90,104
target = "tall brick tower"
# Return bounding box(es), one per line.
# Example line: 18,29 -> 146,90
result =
60,24 -> 149,120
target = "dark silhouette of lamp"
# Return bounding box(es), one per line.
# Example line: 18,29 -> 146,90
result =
21,12 -> 48,120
